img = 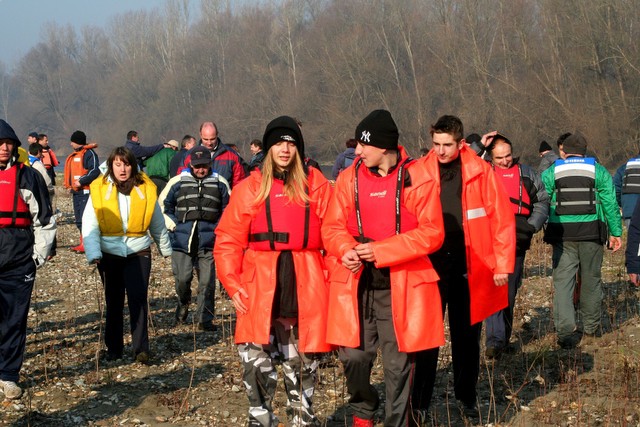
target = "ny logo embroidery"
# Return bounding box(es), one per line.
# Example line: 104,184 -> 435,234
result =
361,131 -> 371,143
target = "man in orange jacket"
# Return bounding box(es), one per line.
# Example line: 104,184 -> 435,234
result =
322,110 -> 445,427
414,115 -> 515,421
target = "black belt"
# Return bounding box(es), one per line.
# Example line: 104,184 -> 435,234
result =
249,232 -> 289,244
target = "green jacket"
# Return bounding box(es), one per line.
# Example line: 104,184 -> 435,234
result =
144,148 -> 176,180
542,157 -> 622,243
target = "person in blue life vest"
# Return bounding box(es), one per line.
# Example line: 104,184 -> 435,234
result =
82,147 -> 172,364
0,120 -> 55,400
483,133 -> 549,359
613,141 -> 640,228
159,146 -> 230,332
542,132 -> 622,349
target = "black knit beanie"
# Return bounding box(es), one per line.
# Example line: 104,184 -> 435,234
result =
539,140 -> 553,153
355,110 -> 399,150
262,116 -> 304,159
70,130 -> 87,145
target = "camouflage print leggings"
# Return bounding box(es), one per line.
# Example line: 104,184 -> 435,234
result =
238,318 -> 320,427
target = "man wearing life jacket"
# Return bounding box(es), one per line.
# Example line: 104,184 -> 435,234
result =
322,110 -> 445,427
613,144 -> 640,228
160,146 -> 230,332
37,134 -> 59,185
63,130 -> 100,253
542,132 -> 622,349
0,120 -> 55,400
483,133 -> 549,359
415,115 -> 515,421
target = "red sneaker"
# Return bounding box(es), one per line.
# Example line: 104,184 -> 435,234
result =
353,416 -> 374,427
71,243 -> 84,254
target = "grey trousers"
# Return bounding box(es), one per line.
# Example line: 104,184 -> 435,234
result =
171,249 -> 216,324
339,288 -> 413,426
552,241 -> 604,339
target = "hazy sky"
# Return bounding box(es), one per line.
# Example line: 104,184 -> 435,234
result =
0,0 -> 166,67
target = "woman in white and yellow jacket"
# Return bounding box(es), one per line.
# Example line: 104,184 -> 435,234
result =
82,147 -> 171,364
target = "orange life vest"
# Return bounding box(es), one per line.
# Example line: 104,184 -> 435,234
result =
41,147 -> 58,170
64,144 -> 98,190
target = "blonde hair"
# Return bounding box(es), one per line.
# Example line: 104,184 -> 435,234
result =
255,148 -> 309,205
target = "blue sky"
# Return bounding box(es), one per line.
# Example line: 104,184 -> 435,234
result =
0,0 -> 166,67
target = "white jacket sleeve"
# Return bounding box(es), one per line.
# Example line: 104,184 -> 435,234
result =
81,196 -> 103,263
149,201 -> 172,257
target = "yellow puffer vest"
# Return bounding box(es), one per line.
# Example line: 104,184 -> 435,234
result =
90,174 -> 157,237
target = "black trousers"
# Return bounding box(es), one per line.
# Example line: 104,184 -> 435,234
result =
98,248 -> 152,356
339,267 -> 413,426
412,252 -> 481,410
0,259 -> 36,382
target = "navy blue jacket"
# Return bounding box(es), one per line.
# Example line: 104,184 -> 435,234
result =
159,170 -> 230,253
626,198 -> 640,274
125,139 -> 165,169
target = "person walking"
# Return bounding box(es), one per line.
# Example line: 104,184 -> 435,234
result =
160,146 -> 230,332
214,116 -> 332,426
144,139 -> 179,195
63,130 -> 99,253
542,132 -> 622,348
0,120 -> 55,399
82,147 -> 171,363
414,115 -> 515,420
330,138 -> 357,180
484,133 -> 549,358
322,110 -> 446,426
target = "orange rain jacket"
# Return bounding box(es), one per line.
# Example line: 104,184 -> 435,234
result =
321,147 -> 446,352
214,167 -> 333,353
421,144 -> 516,324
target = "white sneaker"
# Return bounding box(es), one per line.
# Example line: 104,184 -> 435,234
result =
0,380 -> 22,399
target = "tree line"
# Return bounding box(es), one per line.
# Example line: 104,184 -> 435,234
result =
0,0 -> 638,169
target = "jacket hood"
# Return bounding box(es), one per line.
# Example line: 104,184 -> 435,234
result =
0,119 -> 22,147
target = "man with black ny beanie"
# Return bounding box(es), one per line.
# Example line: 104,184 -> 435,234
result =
322,110 -> 445,427
415,115 -> 515,422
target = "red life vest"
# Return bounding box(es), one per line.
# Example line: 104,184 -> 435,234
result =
0,164 -> 32,228
346,158 -> 418,241
249,178 -> 322,251
494,164 -> 531,216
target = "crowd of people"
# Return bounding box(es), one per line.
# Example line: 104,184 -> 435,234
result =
0,112 -> 637,426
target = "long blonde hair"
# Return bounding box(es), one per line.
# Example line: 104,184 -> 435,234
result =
255,148 -> 309,205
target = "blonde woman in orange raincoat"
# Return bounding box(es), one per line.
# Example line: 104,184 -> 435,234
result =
214,116 -> 332,427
